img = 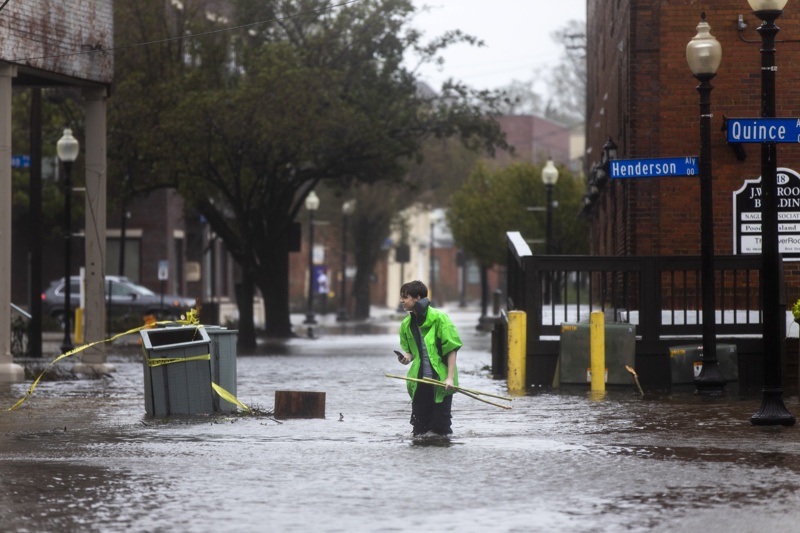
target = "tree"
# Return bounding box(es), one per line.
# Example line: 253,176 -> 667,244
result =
121,0 -> 510,342
448,161 -> 587,314
543,19 -> 586,125
495,19 -> 586,125
345,136 -> 482,319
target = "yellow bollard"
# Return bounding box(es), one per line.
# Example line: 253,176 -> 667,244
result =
507,310 -> 527,395
590,311 -> 605,393
74,307 -> 84,345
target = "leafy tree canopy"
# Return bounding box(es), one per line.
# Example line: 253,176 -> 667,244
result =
111,0 -> 509,339
448,161 -> 588,267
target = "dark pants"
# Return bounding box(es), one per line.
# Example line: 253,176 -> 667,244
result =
410,382 -> 453,436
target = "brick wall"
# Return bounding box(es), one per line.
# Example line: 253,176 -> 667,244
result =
587,0 -> 800,304
0,0 -> 113,83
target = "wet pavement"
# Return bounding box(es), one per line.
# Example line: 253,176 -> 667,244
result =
1,307 -> 799,532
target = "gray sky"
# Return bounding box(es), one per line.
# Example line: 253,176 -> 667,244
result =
409,0 -> 586,97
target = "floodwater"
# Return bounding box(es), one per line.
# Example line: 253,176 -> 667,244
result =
1,309 -> 799,532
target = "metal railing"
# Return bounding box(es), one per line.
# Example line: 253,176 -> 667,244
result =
503,231 -> 769,388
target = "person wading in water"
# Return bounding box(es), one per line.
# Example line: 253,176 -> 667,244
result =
396,280 -> 462,436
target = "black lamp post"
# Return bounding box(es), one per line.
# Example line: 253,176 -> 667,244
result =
303,190 -> 320,326
336,199 -> 355,322
57,128 -> 79,354
687,13 -> 726,393
747,0 -> 795,425
542,160 -> 559,304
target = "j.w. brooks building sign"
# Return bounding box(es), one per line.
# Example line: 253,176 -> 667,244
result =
733,167 -> 800,260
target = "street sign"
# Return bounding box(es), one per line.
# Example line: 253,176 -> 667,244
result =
726,118 -> 800,143
733,167 -> 800,260
158,260 -> 169,281
609,157 -> 698,179
11,155 -> 30,168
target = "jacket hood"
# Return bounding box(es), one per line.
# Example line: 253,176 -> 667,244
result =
413,297 -> 430,324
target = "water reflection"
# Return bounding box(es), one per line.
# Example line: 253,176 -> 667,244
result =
0,310 -> 798,532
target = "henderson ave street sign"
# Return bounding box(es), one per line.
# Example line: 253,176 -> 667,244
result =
726,118 -> 800,143
609,157 -> 698,179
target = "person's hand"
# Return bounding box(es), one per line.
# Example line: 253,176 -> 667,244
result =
444,377 -> 454,390
400,355 -> 411,365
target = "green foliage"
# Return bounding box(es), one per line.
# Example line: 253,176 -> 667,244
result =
110,0 -> 508,335
448,161 -> 588,267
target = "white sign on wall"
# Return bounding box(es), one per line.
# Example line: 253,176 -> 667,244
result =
733,167 -> 800,261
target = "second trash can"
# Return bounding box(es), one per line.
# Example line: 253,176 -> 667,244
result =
140,326 -> 213,417
203,326 -> 239,413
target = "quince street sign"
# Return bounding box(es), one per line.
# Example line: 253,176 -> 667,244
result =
726,118 -> 800,143
733,167 -> 800,260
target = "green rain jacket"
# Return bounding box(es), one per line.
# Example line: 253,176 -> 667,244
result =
399,306 -> 463,403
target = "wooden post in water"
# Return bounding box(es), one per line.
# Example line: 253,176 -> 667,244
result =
274,391 -> 326,419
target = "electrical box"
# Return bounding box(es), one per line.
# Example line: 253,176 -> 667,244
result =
669,344 -> 738,384
559,322 -> 636,385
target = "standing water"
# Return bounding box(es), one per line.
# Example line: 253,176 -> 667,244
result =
1,308 -> 799,532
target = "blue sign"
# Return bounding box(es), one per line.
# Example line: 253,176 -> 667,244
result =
726,118 -> 800,143
609,157 -> 698,179
11,155 -> 30,168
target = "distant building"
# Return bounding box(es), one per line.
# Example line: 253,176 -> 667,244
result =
490,115 -> 574,170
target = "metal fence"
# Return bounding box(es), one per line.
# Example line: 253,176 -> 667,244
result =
502,232 -> 771,390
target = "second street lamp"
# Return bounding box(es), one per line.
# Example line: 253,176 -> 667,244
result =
337,199 -> 355,322
747,0 -> 795,425
304,190 -> 320,326
57,128 -> 80,354
541,160 -> 559,255
542,160 -> 559,305
686,13 -> 726,392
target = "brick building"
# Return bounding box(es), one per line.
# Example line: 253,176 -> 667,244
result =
584,1 -> 800,303
1,0 -> 113,376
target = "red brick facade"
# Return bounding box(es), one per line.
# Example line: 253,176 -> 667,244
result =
586,1 -> 800,301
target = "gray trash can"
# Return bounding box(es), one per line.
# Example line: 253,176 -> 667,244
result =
559,322 -> 636,385
203,326 -> 238,412
140,326 -> 213,417
669,344 -> 738,384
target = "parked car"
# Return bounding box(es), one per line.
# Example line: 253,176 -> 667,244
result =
41,275 -> 196,327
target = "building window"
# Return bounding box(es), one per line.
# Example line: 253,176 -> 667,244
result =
107,237 -> 141,282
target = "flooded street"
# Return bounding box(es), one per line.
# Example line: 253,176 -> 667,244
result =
1,309 -> 799,532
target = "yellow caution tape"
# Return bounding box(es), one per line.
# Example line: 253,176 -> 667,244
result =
145,354 -> 211,367
7,309 -> 247,413
212,382 -> 250,412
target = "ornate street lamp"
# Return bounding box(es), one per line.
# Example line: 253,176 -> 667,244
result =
542,160 -> 559,255
542,160 -> 559,305
336,199 -> 355,322
303,190 -> 320,326
746,0 -> 795,425
687,13 -> 726,393
57,128 -> 79,354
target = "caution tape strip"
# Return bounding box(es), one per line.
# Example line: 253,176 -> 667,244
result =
7,309 -> 249,412
146,354 -> 211,367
